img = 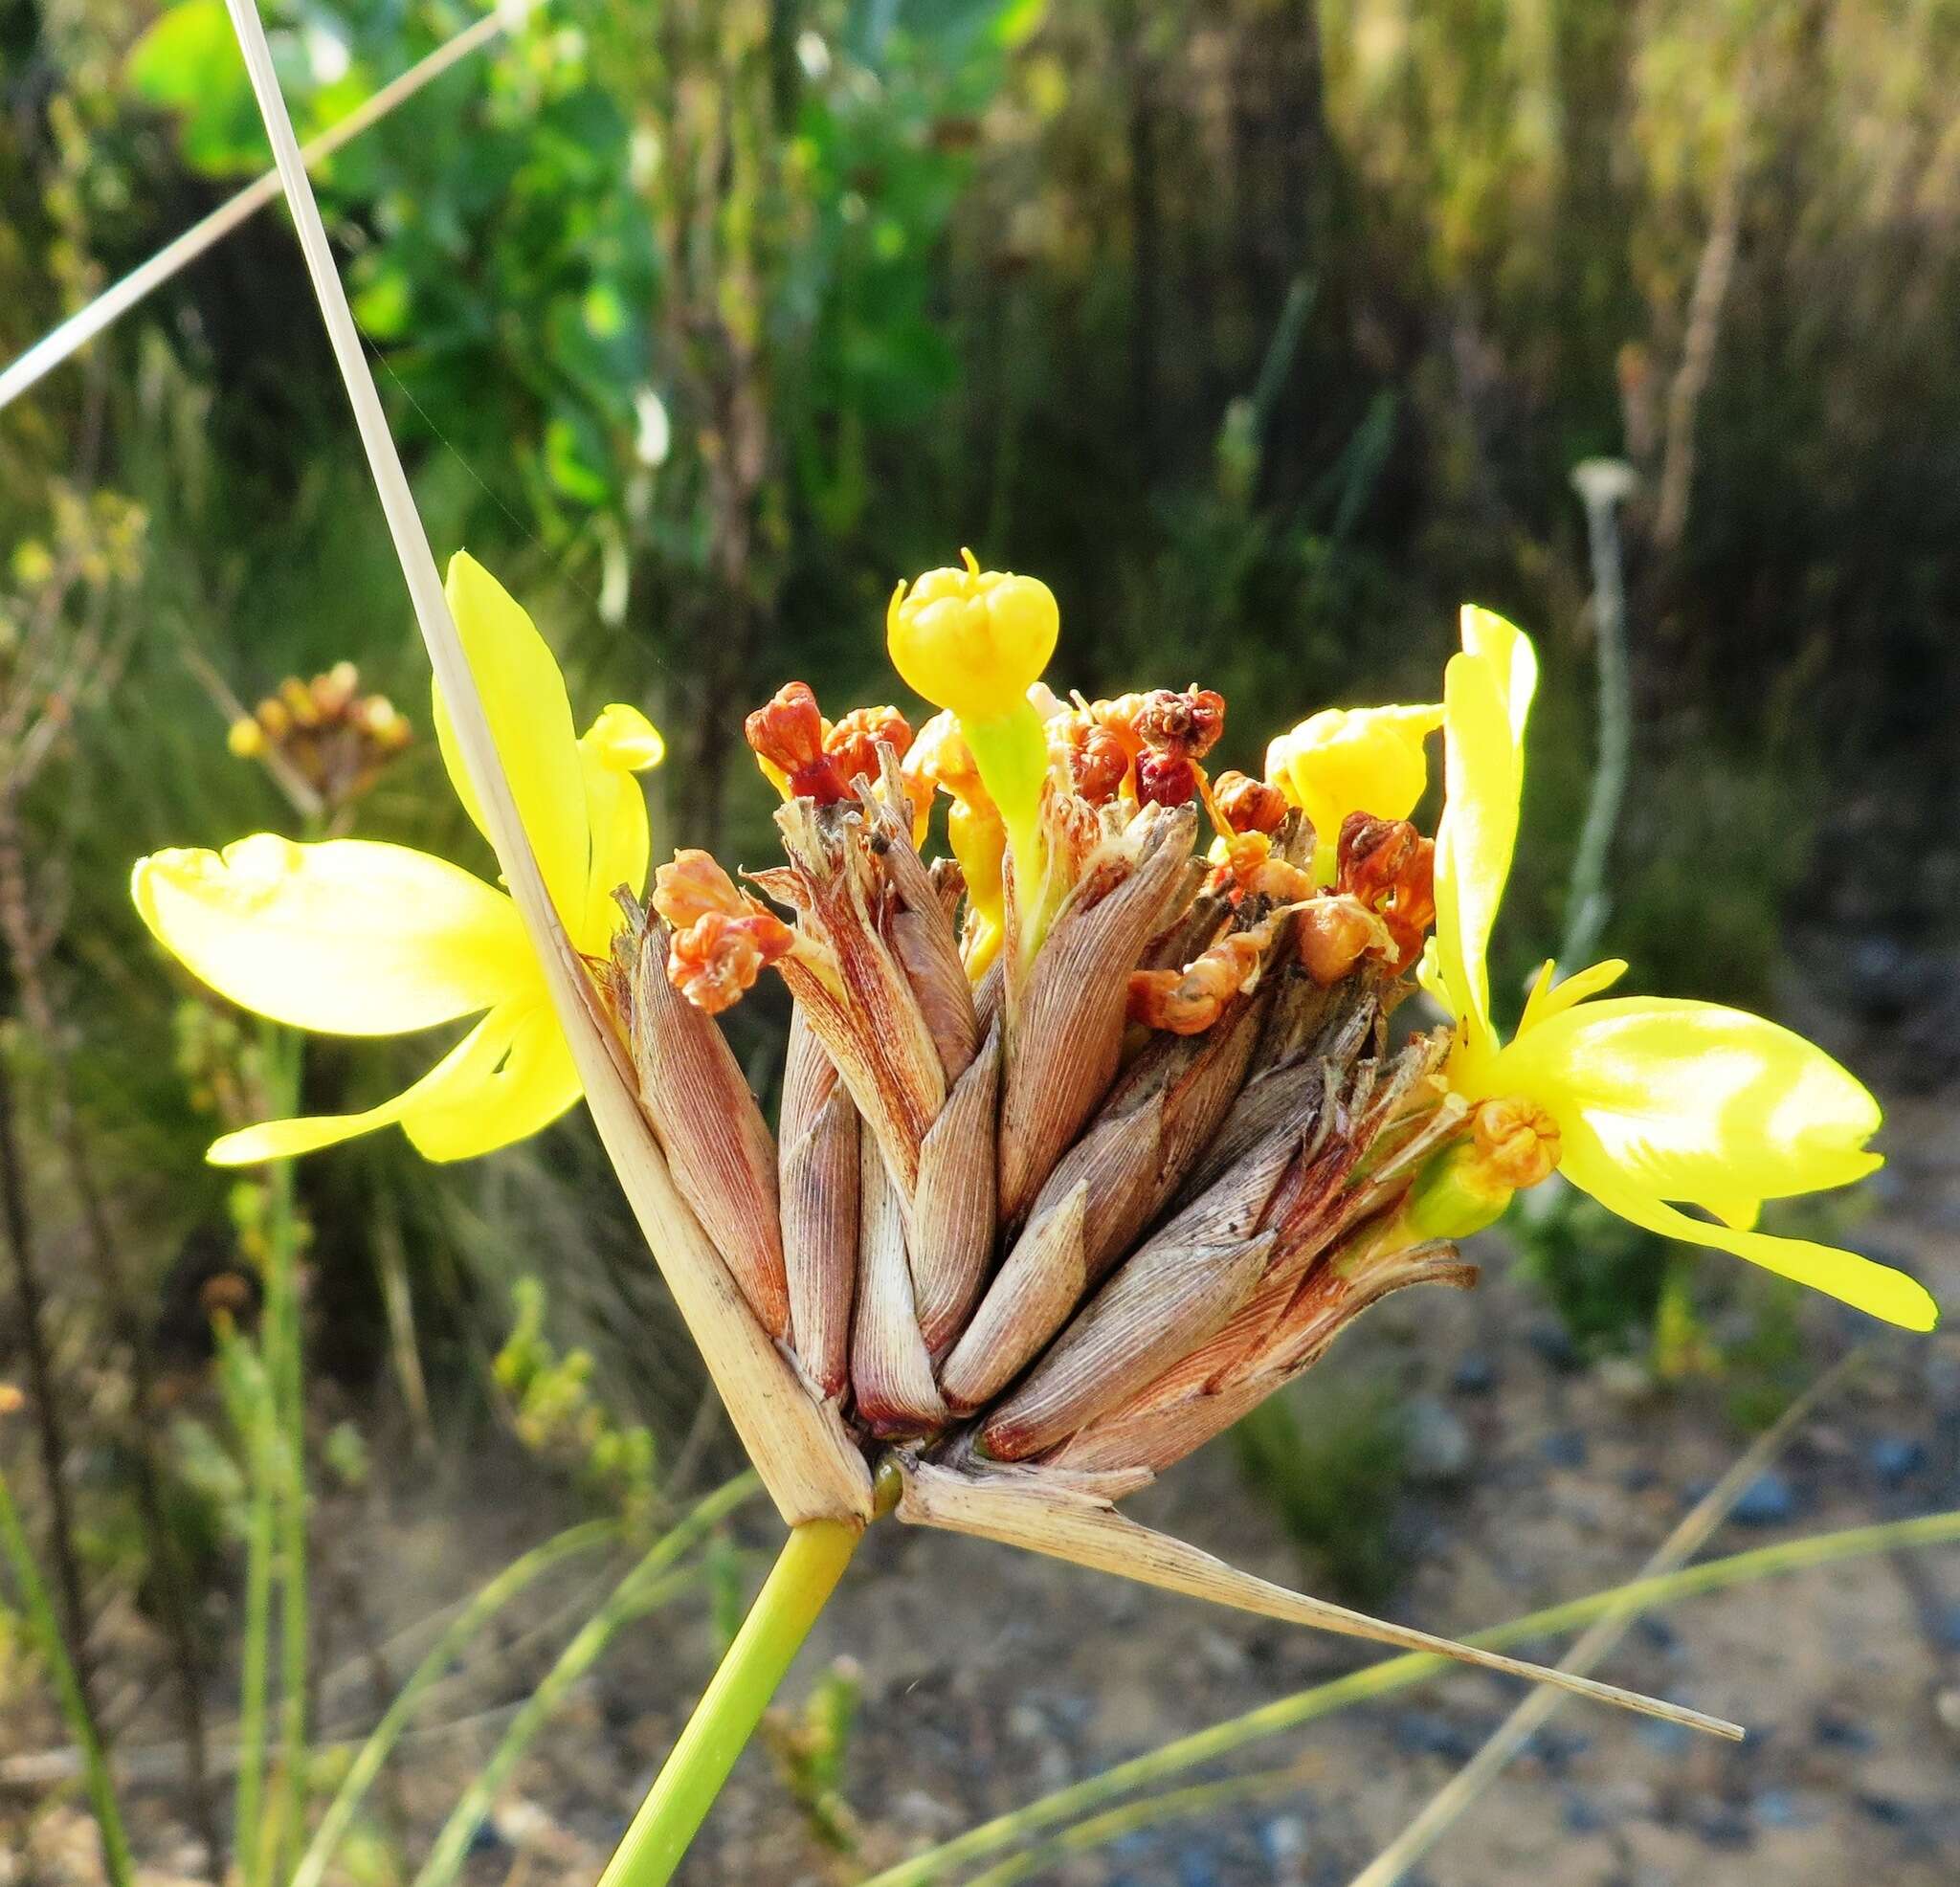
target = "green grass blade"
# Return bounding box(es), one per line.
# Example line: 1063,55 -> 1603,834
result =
291,1518 -> 621,1887
410,1475 -> 760,1887
0,1458 -> 134,1887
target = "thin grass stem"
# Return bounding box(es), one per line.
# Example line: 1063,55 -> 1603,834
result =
1348,1355 -> 1855,1887
291,1518 -> 621,1887
864,1506 -> 1960,1887
0,1458 -> 133,1887
410,1474 -> 761,1887
0,0 -> 543,415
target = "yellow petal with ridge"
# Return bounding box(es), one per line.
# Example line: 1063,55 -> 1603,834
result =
1560,1129 -> 1936,1331
207,997 -> 578,1166
1493,995 -> 1883,1206
132,836 -> 529,1036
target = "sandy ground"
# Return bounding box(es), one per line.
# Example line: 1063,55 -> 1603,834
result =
5,1101 -> 1958,1887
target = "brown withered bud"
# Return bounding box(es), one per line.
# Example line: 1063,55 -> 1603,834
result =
1136,750 -> 1201,809
653,849 -> 749,929
666,911 -> 795,1014
1050,711 -> 1132,805
1337,813 -> 1436,973
1296,896 -> 1377,987
1214,770 -> 1287,835
746,681 -> 851,805
826,704 -> 915,792
1210,831 -> 1317,904
1131,687 -> 1226,760
1128,929 -> 1265,1033
1471,1096 -> 1561,1189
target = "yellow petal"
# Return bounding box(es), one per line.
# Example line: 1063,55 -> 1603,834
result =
133,836 -> 530,1036
1493,996 -> 1884,1205
1516,957 -> 1629,1035
1560,1132 -> 1937,1331
1431,639 -> 1526,1048
434,553 -> 590,925
401,1001 -> 581,1161
1459,604 -> 1537,739
1264,702 -> 1442,880
575,709 -> 655,951
208,996 -> 578,1166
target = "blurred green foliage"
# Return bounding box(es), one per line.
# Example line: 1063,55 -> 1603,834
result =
2,0 -> 1955,1448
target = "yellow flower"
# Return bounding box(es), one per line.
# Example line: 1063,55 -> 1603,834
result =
1415,605 -> 1937,1331
131,554 -> 663,1166
1264,701 -> 1443,881
886,551 -> 1058,969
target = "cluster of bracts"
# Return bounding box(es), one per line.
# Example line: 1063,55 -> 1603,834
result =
599,678 -> 1472,1485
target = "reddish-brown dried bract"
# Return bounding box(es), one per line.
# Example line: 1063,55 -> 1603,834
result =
666,911 -> 794,1014
746,681 -> 851,805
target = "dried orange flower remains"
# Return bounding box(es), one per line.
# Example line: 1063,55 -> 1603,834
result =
131,548 -> 1937,1764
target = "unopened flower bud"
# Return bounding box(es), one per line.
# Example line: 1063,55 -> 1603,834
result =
886,550 -> 1058,723
1265,701 -> 1442,878
228,717 -> 266,760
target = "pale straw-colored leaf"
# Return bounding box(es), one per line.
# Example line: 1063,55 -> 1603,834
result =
779,1015 -> 859,1400
894,1462 -> 1742,1742
618,909 -> 790,1338
219,0 -> 870,1525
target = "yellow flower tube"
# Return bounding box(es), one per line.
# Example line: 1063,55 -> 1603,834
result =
132,554 -> 662,1165
1412,607 -> 1937,1332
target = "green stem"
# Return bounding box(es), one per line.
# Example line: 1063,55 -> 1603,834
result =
258,1025 -> 310,1877
0,1458 -> 133,1887
962,702 -> 1054,974
595,1517 -> 861,1887
217,1321 -> 278,1887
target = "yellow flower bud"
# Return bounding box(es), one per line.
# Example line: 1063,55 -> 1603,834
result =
1264,702 -> 1442,878
886,548 -> 1058,724
227,717 -> 267,760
